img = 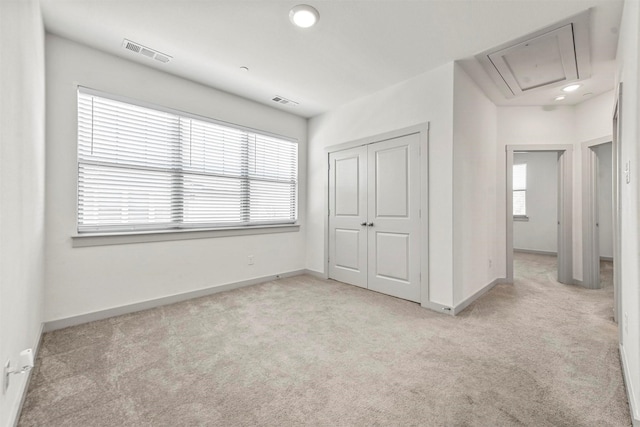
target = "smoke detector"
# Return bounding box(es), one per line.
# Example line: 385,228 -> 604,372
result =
122,39 -> 172,64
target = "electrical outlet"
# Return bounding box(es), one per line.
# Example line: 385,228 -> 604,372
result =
248,255 -> 254,265
3,360 -> 10,394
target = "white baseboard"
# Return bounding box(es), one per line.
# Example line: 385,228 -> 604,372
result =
620,344 -> 640,426
514,248 -> 557,256
44,270 -> 307,332
452,278 -> 507,316
11,322 -> 44,427
421,300 -> 454,315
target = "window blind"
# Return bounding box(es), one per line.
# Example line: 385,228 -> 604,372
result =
513,163 -> 527,216
77,88 -> 298,233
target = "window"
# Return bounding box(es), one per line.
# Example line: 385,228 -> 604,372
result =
513,163 -> 527,217
77,88 -> 298,234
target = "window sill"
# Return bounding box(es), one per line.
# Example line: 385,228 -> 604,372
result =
72,224 -> 300,248
514,216 -> 529,222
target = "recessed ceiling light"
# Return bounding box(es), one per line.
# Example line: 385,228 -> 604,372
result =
240,66 -> 249,72
562,84 -> 581,92
554,95 -> 566,101
289,4 -> 319,28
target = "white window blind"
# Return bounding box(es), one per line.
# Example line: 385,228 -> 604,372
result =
77,88 -> 298,233
513,163 -> 527,216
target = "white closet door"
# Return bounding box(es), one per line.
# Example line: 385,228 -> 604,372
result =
367,133 -> 421,302
328,146 -> 368,288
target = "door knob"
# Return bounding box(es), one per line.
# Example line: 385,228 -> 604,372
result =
368,222 -> 374,227
360,222 -> 367,226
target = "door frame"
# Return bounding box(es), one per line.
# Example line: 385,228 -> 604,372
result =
581,136 -> 613,290
324,123 -> 429,303
612,83 -> 622,329
506,144 -> 573,284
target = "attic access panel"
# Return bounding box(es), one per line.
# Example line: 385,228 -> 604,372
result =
491,25 -> 576,93
478,11 -> 591,98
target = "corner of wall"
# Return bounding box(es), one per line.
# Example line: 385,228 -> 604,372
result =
0,0 -> 46,425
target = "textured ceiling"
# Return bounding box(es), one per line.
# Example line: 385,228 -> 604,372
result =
40,0 -> 623,118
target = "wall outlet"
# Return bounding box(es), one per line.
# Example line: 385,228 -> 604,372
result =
248,255 -> 254,265
3,360 -> 10,394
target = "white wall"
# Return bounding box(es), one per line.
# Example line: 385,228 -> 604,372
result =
575,91 -> 614,143
592,143 -> 613,258
0,1 -> 46,425
452,64 -> 499,304
308,63 -> 455,307
616,0 -> 640,422
45,35 -> 308,322
513,152 -> 558,254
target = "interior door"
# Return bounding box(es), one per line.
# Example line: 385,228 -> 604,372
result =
328,146 -> 368,288
328,133 -> 421,303
367,134 -> 421,302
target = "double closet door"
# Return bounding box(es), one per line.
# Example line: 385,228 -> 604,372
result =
328,133 -> 421,303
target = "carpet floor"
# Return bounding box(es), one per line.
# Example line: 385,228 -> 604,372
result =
18,253 -> 630,426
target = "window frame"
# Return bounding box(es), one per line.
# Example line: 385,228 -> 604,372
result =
512,163 -> 528,220
74,86 -> 299,245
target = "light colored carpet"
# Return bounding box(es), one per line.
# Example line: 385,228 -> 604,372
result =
19,253 -> 630,426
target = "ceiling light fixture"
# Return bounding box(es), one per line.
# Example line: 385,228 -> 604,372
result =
562,84 -> 581,92
554,95 -> 566,101
289,5 -> 319,28
240,66 -> 249,72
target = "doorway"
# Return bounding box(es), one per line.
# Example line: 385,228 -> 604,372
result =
582,137 -> 615,318
506,145 -> 573,284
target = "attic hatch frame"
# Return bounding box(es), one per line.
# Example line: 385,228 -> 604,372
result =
477,10 -> 591,99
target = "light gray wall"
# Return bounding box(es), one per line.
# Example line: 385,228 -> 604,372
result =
0,1 -> 46,425
452,64 -> 499,304
616,0 -> 640,421
45,35 -> 308,323
593,143 -> 613,258
307,62 -> 455,307
513,152 -> 558,254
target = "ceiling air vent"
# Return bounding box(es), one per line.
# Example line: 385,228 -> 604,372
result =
122,39 -> 172,64
476,10 -> 591,98
272,96 -> 299,106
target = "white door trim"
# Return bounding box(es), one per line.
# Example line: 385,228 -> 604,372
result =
581,136 -> 613,290
324,123 -> 429,303
612,83 -> 622,328
506,144 -> 573,284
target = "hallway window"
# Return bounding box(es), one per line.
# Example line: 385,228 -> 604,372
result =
513,163 -> 527,217
77,88 -> 298,233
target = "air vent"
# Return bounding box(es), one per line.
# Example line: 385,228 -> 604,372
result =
272,96 -> 299,106
122,39 -> 172,64
476,10 -> 591,98
124,41 -> 141,53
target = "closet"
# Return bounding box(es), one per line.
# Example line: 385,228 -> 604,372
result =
328,132 -> 421,302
